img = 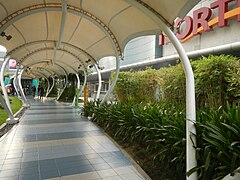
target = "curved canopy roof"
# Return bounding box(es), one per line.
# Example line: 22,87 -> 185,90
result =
0,0 -> 200,78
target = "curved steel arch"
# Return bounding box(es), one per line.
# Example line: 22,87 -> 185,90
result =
123,1 -> 197,179
7,40 -> 97,65
54,62 -> 69,101
24,61 -> 61,78
0,3 -> 122,57
19,47 -> 87,70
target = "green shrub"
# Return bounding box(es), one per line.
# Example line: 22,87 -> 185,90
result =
85,100 -> 240,179
193,55 -> 240,108
113,55 -> 240,108
114,68 -> 160,103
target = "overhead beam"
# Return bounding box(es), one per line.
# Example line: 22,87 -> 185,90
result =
57,0 -> 68,48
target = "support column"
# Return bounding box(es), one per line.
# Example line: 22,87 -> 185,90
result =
46,76 -> 55,97
13,73 -> 20,98
45,77 -> 50,97
18,68 -> 30,107
72,73 -> 80,106
0,56 -> 12,112
93,64 -> 102,100
57,75 -> 68,101
122,2 -> 197,179
101,56 -> 120,103
79,69 -> 87,97
162,23 -> 196,180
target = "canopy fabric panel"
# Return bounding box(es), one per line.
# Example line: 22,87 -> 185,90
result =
0,0 -> 200,77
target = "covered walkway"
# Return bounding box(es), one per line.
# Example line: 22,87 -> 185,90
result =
0,98 -> 147,180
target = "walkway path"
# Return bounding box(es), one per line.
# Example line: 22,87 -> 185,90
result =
0,98 -> 148,180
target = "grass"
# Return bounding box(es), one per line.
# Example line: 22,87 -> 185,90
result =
0,96 -> 23,125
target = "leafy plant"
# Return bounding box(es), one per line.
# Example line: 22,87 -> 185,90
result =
85,100 -> 240,179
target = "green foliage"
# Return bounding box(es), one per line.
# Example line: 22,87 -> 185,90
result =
58,73 -> 77,102
193,55 -> 240,108
0,96 -> 22,125
114,67 -> 160,103
113,55 -> 240,108
84,101 -> 240,179
193,103 -> 240,179
48,78 -> 58,97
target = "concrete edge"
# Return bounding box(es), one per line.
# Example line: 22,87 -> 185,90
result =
0,98 -> 27,140
85,116 -> 152,180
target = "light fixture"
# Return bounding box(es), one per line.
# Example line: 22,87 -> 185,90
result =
1,32 -> 12,41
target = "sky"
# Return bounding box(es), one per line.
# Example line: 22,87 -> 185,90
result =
0,45 -> 7,52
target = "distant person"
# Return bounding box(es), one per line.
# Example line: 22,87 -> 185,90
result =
32,86 -> 36,97
37,86 -> 40,99
40,86 -> 44,100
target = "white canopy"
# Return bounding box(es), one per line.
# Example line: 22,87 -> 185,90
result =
0,0 -> 199,77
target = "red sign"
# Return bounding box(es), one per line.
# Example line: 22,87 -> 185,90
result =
9,59 -> 16,69
159,0 -> 240,45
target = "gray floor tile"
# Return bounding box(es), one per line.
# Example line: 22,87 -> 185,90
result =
0,98 -> 147,180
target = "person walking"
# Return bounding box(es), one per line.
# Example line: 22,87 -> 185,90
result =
32,86 -> 36,98
37,85 -> 40,99
39,86 -> 44,100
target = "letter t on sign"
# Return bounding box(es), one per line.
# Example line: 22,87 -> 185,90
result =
211,0 -> 234,27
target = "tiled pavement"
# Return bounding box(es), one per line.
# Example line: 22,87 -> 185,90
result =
0,98 -> 148,180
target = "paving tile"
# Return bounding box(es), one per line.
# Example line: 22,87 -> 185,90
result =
4,157 -> 22,165
92,163 -> 111,171
0,176 -> 19,180
0,99 -> 148,180
19,174 -> 40,180
0,169 -> 20,178
1,163 -> 21,170
120,173 -> 144,180
97,169 -> 118,178
88,157 -> 106,165
40,168 -> 60,179
113,166 -> 135,175
84,153 -> 101,160
57,159 -> 91,170
102,176 -> 122,180
59,164 -> 95,176
61,172 -> 101,180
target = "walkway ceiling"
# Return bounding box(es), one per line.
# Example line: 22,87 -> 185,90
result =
0,0 -> 200,78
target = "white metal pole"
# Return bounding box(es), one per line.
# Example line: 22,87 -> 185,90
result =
46,76 -> 55,97
57,75 -> 68,101
101,56 -> 120,103
45,77 -> 50,97
13,74 -> 21,97
0,56 -> 12,112
93,64 -> 102,100
18,69 -> 30,107
122,2 -> 197,179
79,69 -> 87,97
72,73 -> 80,106
162,24 -> 197,180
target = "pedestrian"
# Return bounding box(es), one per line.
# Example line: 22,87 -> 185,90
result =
37,86 -> 40,99
40,86 -> 44,100
32,86 -> 36,97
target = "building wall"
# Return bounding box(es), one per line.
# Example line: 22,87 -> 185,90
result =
163,0 -> 240,56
